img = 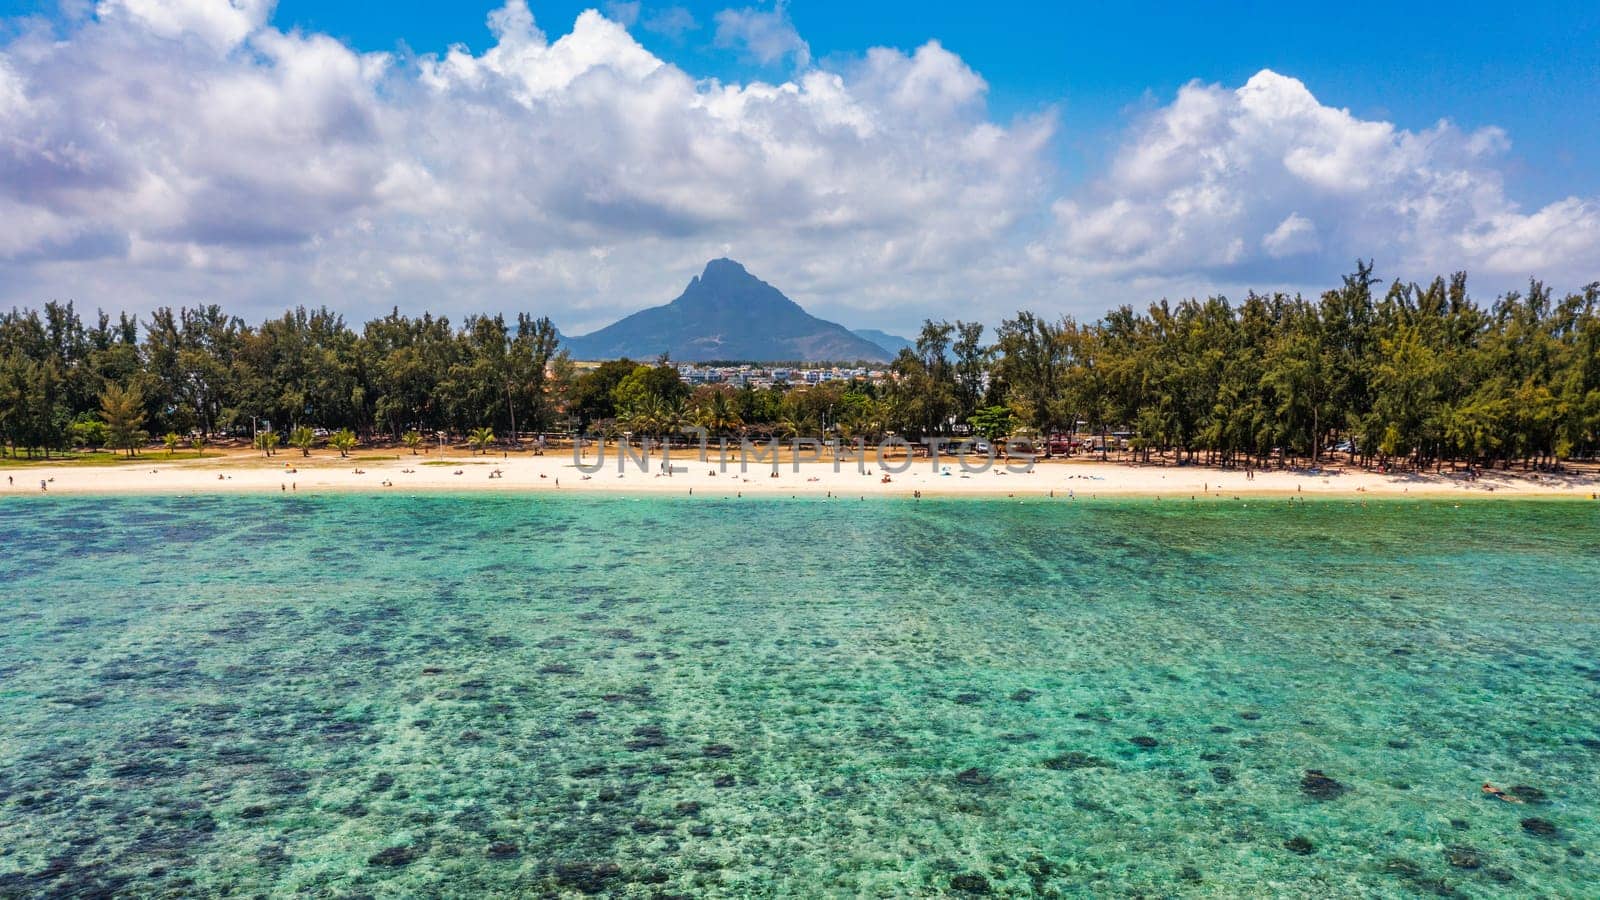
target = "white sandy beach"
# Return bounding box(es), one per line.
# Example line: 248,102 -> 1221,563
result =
5,447 -> 1596,500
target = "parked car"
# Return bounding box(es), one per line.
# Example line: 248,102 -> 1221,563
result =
1047,438 -> 1090,454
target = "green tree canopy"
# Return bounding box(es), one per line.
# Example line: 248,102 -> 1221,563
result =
99,382 -> 148,456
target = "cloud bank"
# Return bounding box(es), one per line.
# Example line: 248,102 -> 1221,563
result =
1039,70 -> 1600,289
0,1 -> 1594,331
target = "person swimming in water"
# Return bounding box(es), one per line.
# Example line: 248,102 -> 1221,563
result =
1482,782 -> 1523,803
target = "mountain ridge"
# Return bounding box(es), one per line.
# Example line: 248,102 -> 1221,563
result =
850,328 -> 914,357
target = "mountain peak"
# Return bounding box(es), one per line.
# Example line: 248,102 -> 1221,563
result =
563,259 -> 893,363
684,258 -> 758,296
701,257 -> 749,279
676,258 -> 794,315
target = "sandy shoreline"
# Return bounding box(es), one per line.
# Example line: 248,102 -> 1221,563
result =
4,447 -> 1597,500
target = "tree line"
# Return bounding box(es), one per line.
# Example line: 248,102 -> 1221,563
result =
0,304 -> 565,457
2,263 -> 1596,469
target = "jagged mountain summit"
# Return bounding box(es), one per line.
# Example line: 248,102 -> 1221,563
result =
561,259 -> 895,363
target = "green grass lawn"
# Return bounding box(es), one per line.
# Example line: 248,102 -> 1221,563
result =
0,450 -> 213,468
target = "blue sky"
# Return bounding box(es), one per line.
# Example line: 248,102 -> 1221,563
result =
240,1 -> 1600,201
1,0 -> 1597,332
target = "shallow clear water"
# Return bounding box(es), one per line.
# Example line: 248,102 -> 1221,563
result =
0,494 -> 1597,897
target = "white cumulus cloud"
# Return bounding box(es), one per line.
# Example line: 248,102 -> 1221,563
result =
0,0 -> 1053,329
0,3 -> 1594,332
96,0 -> 274,51
1037,69 -> 1600,290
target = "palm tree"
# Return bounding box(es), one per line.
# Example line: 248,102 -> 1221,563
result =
402,429 -> 423,455
190,433 -> 205,458
620,406 -> 642,443
289,425 -> 315,457
329,428 -> 358,457
469,426 -> 495,455
254,429 -> 280,457
694,391 -> 743,438
773,413 -> 806,441
660,398 -> 688,440
163,432 -> 181,456
620,402 -> 660,443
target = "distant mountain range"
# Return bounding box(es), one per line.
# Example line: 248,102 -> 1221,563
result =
849,328 -> 915,357
561,259 -> 909,363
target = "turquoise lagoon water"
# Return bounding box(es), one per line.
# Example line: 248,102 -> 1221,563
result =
0,494 -> 1597,897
